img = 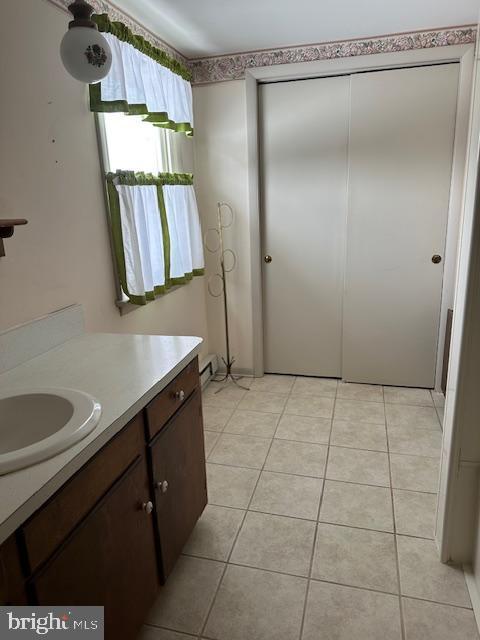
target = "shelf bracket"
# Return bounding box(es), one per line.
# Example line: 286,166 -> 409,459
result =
0,220 -> 28,257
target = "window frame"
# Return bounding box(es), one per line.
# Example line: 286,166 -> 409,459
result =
94,113 -> 183,314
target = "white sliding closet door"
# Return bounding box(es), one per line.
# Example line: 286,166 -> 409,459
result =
343,64 -> 459,387
260,76 -> 349,377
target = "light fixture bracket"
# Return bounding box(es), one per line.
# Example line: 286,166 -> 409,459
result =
67,0 -> 97,30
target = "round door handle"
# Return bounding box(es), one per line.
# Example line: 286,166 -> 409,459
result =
156,480 -> 169,494
142,501 -> 154,514
432,255 -> 442,264
175,389 -> 185,401
264,255 -> 272,264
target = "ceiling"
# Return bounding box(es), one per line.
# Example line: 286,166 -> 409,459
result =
113,0 -> 478,58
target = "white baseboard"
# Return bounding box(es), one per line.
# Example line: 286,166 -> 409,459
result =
206,353 -> 255,378
464,564 -> 480,635
215,365 -> 255,377
199,354 -> 219,388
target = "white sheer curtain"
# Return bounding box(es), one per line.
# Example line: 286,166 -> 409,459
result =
163,184 -> 205,279
113,179 -> 204,301
116,184 -> 166,296
101,33 -> 193,127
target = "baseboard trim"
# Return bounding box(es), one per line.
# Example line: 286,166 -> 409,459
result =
215,366 -> 255,377
200,354 -> 218,388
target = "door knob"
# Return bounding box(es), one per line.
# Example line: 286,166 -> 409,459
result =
432,255 -> 442,264
142,501 -> 154,514
264,255 -> 272,263
175,389 -> 185,401
156,480 -> 169,494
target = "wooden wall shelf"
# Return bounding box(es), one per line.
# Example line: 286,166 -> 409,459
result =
0,219 -> 28,257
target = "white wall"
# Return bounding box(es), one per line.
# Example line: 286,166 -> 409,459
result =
0,0 -> 209,359
193,81 -> 253,372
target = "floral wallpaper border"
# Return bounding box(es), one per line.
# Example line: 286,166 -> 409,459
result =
50,0 -> 188,65
48,2 -> 476,86
189,26 -> 477,84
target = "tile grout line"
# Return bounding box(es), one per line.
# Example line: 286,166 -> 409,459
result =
197,384 -> 252,639
206,428 -> 441,459
156,548 -> 475,613
181,510 -> 438,540
205,458 -> 439,494
297,380 -> 338,640
146,583 -> 476,640
383,384 -> 407,640
205,398 -> 437,409
143,621 -> 198,637
197,376 -> 298,640
196,382 -> 252,639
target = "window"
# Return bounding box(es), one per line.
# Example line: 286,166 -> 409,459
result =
100,113 -> 182,174
97,113 -> 204,307
103,113 -> 168,173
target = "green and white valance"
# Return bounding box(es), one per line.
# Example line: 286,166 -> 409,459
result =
90,14 -> 193,136
106,171 -> 204,305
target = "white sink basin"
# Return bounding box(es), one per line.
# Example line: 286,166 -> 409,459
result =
0,388 -> 101,474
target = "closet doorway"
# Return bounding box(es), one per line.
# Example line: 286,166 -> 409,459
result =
259,63 -> 459,387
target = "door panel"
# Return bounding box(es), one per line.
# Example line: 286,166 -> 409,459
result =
260,76 -> 350,377
32,457 -> 158,640
343,64 -> 459,386
149,388 -> 207,579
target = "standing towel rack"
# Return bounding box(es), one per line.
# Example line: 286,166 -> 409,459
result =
204,202 -> 249,393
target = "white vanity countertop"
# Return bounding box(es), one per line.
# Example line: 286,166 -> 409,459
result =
0,332 -> 202,544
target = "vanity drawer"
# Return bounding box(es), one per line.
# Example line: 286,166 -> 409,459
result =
22,414 -> 144,573
145,357 -> 199,440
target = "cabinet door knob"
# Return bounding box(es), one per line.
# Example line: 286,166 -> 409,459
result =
142,501 -> 154,514
432,254 -> 442,264
157,480 -> 169,494
175,389 -> 185,401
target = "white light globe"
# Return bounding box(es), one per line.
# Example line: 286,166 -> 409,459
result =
60,27 -> 112,84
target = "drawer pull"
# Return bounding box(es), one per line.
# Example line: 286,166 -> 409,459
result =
156,480 -> 169,494
175,389 -> 185,401
142,501 -> 154,514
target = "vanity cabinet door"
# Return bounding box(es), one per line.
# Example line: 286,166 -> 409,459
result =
0,535 -> 27,605
150,388 -> 207,579
31,456 -> 159,640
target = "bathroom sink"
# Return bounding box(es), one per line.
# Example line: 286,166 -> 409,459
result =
0,388 -> 101,474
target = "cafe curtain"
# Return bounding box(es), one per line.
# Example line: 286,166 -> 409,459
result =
106,172 -> 204,305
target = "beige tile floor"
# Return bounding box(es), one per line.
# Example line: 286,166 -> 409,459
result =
139,376 -> 479,640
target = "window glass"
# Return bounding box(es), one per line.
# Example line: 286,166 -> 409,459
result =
102,113 -> 170,173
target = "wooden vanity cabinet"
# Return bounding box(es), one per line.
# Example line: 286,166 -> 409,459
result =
31,456 -> 158,639
149,387 -> 207,579
0,356 -> 206,639
23,413 -> 146,573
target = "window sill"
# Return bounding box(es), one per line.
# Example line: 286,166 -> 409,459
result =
115,284 -> 185,315
115,299 -> 139,316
